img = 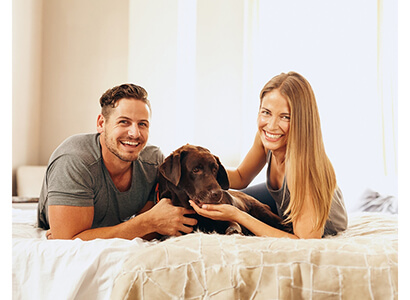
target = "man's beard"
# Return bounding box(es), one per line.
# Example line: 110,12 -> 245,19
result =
104,134 -> 142,162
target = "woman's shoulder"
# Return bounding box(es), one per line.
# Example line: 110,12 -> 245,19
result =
325,186 -> 348,235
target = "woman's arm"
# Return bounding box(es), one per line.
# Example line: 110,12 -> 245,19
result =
189,199 -> 323,239
227,133 -> 267,189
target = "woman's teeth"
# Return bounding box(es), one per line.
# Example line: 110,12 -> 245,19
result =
265,132 -> 281,139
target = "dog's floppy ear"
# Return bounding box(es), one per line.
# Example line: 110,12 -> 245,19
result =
214,155 -> 230,190
159,151 -> 182,186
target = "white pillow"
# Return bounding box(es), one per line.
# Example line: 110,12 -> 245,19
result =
16,166 -> 47,198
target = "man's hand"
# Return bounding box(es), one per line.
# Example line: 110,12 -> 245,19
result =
147,198 -> 198,236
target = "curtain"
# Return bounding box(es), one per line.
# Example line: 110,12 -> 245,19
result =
128,0 -> 397,207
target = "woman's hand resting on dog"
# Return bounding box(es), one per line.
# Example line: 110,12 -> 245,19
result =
189,200 -> 242,222
190,200 -> 300,239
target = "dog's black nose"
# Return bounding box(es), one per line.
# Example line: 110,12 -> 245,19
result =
210,190 -> 222,202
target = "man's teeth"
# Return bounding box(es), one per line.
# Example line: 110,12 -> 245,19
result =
266,132 -> 282,139
122,141 -> 140,146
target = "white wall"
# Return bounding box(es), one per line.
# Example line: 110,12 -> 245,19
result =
12,0 -> 43,194
39,0 -> 130,164
12,0 -> 130,195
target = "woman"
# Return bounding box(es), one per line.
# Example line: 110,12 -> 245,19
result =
190,71 -> 348,239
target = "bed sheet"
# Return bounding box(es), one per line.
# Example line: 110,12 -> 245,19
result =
12,206 -> 398,300
12,207 -> 156,300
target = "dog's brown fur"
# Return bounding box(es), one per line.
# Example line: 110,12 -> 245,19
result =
158,144 -> 291,235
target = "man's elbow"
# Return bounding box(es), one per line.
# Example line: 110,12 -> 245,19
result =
46,229 -> 78,240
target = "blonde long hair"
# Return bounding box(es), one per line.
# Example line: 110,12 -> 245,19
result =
260,72 -> 336,230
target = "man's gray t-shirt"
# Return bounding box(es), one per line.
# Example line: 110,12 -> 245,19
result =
37,133 -> 164,229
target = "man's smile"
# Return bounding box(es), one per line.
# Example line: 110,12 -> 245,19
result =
121,140 -> 140,146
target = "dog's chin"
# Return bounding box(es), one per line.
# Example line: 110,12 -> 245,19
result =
192,197 -> 223,207
192,199 -> 204,207
190,191 -> 224,207
192,198 -> 213,207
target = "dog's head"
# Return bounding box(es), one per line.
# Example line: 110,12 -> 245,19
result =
158,144 -> 230,206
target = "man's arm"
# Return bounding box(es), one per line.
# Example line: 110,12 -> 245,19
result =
47,198 -> 198,240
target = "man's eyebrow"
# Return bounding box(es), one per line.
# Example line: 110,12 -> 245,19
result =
117,116 -> 150,123
116,116 -> 132,121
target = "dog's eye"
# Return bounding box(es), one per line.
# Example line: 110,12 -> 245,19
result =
192,167 -> 201,174
210,164 -> 218,174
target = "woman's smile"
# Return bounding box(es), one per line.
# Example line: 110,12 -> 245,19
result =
263,130 -> 283,142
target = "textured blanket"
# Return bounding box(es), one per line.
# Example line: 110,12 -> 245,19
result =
111,213 -> 398,300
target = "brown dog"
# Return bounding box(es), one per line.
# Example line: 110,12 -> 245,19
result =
158,144 -> 291,235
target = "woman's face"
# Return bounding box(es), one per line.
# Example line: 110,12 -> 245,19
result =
257,89 -> 290,152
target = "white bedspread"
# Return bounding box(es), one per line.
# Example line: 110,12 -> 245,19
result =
12,207 -> 398,300
12,207 -> 155,300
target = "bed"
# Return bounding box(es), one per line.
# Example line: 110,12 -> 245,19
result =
12,203 -> 397,300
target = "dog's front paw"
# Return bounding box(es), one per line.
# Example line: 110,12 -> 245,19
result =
225,222 -> 243,235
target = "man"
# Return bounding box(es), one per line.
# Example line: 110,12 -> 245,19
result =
37,83 -> 197,240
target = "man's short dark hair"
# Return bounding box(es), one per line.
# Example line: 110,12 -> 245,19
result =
99,83 -> 151,118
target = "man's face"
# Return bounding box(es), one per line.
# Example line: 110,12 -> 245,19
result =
98,98 -> 150,163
